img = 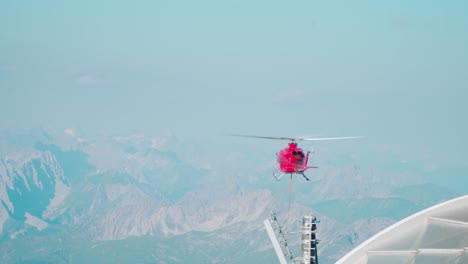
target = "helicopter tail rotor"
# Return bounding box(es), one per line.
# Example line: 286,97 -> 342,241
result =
309,145 -> 315,154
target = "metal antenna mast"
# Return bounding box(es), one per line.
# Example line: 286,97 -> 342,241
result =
264,211 -> 294,263
264,212 -> 320,264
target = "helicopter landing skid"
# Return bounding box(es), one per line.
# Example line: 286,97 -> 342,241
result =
299,172 -> 311,181
273,171 -> 285,181
273,171 -> 311,181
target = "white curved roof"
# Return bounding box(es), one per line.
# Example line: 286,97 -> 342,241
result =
336,195 -> 468,264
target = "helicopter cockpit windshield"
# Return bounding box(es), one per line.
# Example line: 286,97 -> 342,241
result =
293,151 -> 304,165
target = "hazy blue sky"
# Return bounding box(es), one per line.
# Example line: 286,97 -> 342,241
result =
1,1 -> 468,165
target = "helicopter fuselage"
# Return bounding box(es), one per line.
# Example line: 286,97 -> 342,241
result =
277,143 -> 312,173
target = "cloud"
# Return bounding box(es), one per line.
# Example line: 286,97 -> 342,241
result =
77,74 -> 119,86
77,75 -> 96,84
64,128 -> 76,137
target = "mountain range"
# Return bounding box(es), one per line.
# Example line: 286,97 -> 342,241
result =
0,127 -> 464,263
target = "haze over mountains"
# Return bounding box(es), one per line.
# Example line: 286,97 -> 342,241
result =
2,1 -> 467,263
0,127 -> 465,263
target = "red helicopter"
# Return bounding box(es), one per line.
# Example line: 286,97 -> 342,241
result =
231,135 -> 362,181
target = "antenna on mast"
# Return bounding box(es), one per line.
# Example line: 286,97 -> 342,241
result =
300,214 -> 320,264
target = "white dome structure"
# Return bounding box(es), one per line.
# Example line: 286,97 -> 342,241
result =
336,195 -> 468,264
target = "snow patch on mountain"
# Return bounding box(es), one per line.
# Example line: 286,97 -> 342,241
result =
0,161 -> 14,214
9,229 -> 26,239
43,179 -> 71,220
0,205 -> 8,233
25,212 -> 48,231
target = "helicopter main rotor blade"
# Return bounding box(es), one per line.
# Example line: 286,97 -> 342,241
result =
228,134 -> 363,141
297,136 -> 363,141
227,134 -> 296,141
